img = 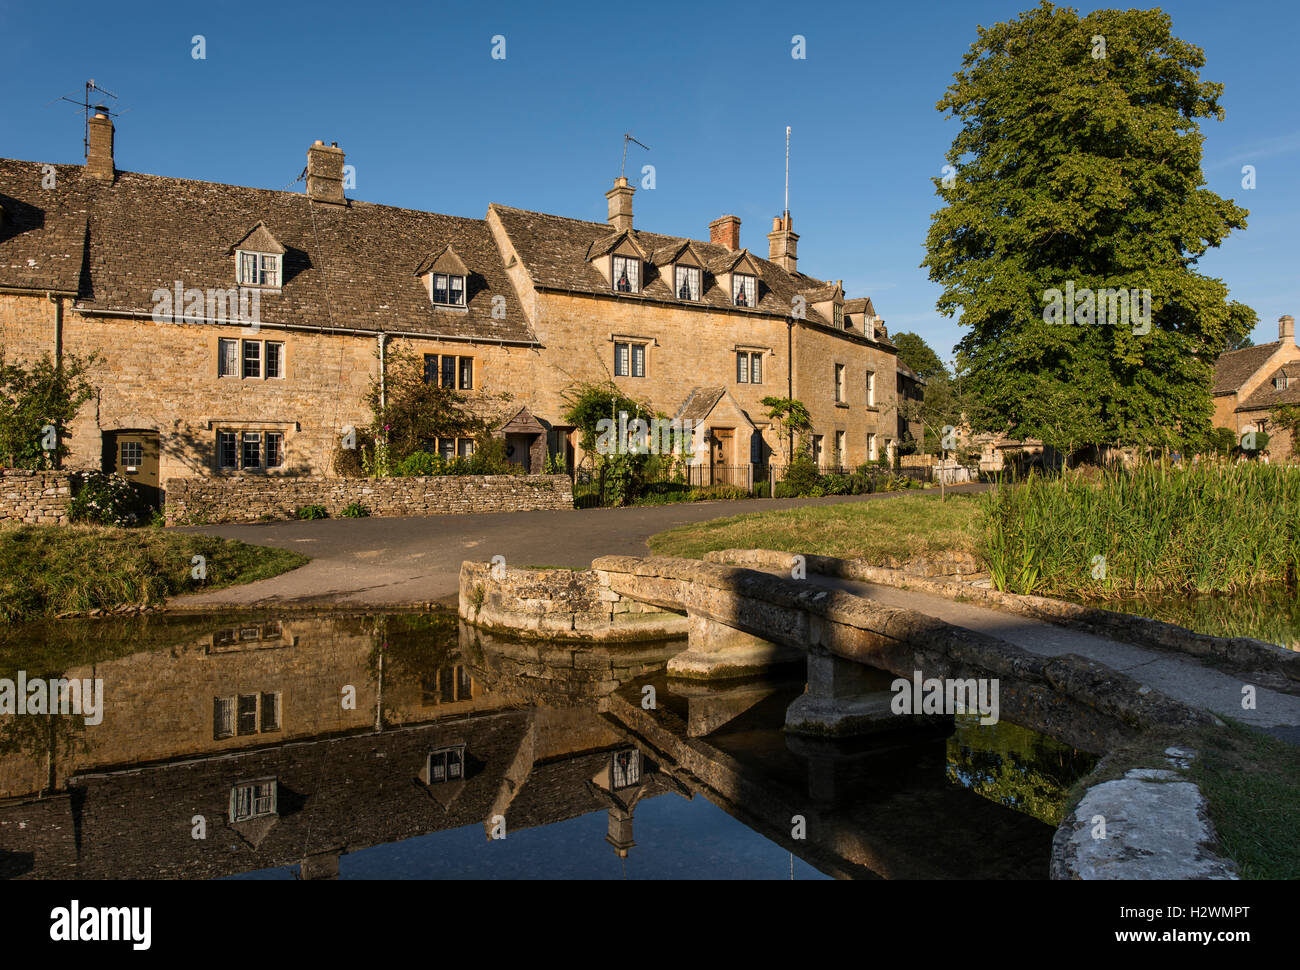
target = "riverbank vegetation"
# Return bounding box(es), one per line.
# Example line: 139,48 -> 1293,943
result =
0,524 -> 309,622
979,463 -> 1300,597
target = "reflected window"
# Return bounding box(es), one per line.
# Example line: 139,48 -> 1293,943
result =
612,749 -> 641,790
230,779 -> 277,821
428,745 -> 466,784
214,692 -> 281,739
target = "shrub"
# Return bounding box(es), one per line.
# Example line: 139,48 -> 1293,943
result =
821,473 -> 854,495
753,481 -> 771,498
341,501 -> 370,518
68,472 -> 144,526
691,484 -> 749,502
781,456 -> 822,496
397,450 -> 444,476
296,504 -> 328,520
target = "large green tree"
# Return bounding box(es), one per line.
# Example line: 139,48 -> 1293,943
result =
922,2 -> 1255,453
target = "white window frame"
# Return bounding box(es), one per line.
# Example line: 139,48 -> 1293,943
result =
614,341 -> 646,378
868,432 -> 878,461
834,363 -> 846,403
237,251 -> 281,288
428,744 -> 467,784
242,339 -> 262,379
674,265 -> 701,301
218,338 -> 238,378
732,273 -> 756,307
230,779 -> 278,822
866,370 -> 876,406
834,430 -> 846,467
431,273 -> 467,307
264,341 -> 285,379
217,430 -> 286,471
613,255 -> 640,294
833,303 -> 845,329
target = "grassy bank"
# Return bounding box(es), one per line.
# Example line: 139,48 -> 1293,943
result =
647,493 -> 981,561
0,524 -> 309,622
979,463 -> 1300,597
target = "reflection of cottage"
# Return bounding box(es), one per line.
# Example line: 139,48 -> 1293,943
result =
1213,315 -> 1300,459
974,434 -> 1045,473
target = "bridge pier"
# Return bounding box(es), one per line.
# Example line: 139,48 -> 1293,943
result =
666,612 -> 804,681
785,648 -> 935,738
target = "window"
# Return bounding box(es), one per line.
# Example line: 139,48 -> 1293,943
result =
868,432 -> 878,461
265,342 -> 284,379
812,434 -> 824,467
230,780 -> 277,822
428,745 -> 466,783
834,364 -> 846,403
458,438 -> 474,458
214,693 -> 280,740
432,273 -> 467,307
613,255 -> 640,293
834,431 -> 846,468
614,342 -> 645,378
675,265 -> 701,301
242,340 -> 262,379
120,441 -> 143,467
422,354 -> 474,390
736,351 -> 763,384
833,303 -> 845,329
241,432 -> 262,469
865,370 -> 876,406
733,273 -> 756,307
612,749 -> 641,790
218,338 -> 238,377
217,430 -> 285,471
237,251 -> 281,287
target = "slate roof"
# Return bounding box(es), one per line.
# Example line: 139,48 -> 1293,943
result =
1236,365 -> 1300,411
0,158 -> 535,343
0,160 -> 90,293
490,203 -> 857,330
1212,341 -> 1282,395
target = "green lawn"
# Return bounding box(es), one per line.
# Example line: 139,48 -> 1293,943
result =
647,493 -> 982,562
0,524 -> 309,623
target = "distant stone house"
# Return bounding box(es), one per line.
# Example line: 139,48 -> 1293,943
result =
0,113 -> 913,502
1212,315 -> 1300,459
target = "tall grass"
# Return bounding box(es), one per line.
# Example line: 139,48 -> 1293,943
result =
979,463 -> 1300,597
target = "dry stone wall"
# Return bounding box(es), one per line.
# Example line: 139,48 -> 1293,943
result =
164,474 -> 573,525
0,469 -> 72,524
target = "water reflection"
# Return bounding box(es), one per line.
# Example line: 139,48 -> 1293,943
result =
0,611 -> 1095,880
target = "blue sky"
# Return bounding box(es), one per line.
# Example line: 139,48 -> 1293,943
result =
2,0 -> 1295,362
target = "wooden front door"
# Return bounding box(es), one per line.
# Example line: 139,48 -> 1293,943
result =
712,428 -> 736,485
105,430 -> 162,509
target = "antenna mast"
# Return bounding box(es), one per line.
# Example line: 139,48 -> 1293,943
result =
784,126 -> 791,217
57,80 -> 118,159
620,132 -> 650,180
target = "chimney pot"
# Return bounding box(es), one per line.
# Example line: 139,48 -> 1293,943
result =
710,215 -> 741,251
85,112 -> 115,181
605,177 -> 635,232
766,213 -> 798,272
306,140 -> 346,205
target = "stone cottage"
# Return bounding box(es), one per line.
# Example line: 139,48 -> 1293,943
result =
0,114 -> 910,502
1212,315 -> 1300,459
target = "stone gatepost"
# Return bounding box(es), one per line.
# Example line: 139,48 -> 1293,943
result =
666,611 -> 804,681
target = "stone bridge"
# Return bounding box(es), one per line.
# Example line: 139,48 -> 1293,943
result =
589,555 -> 1208,750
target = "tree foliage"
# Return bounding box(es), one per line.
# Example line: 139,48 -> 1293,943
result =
0,350 -> 98,469
760,396 -> 813,462
923,2 -> 1255,452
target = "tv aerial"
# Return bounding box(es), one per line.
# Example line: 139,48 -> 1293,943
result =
620,132 -> 650,180
51,80 -> 121,158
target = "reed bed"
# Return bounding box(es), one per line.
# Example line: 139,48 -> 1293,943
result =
979,463 -> 1300,597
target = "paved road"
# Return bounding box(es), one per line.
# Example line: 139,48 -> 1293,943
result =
173,485 -> 987,610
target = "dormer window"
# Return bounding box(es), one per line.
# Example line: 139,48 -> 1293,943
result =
675,265 -> 701,301
733,273 -> 756,307
833,303 -> 845,329
613,255 -> 640,293
432,273 -> 466,306
237,251 -> 281,288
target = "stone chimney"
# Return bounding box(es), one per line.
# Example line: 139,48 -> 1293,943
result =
709,215 -> 741,251
767,213 -> 798,272
605,176 -> 635,232
306,140 -> 346,205
1281,314 -> 1295,344
86,112 -> 115,181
